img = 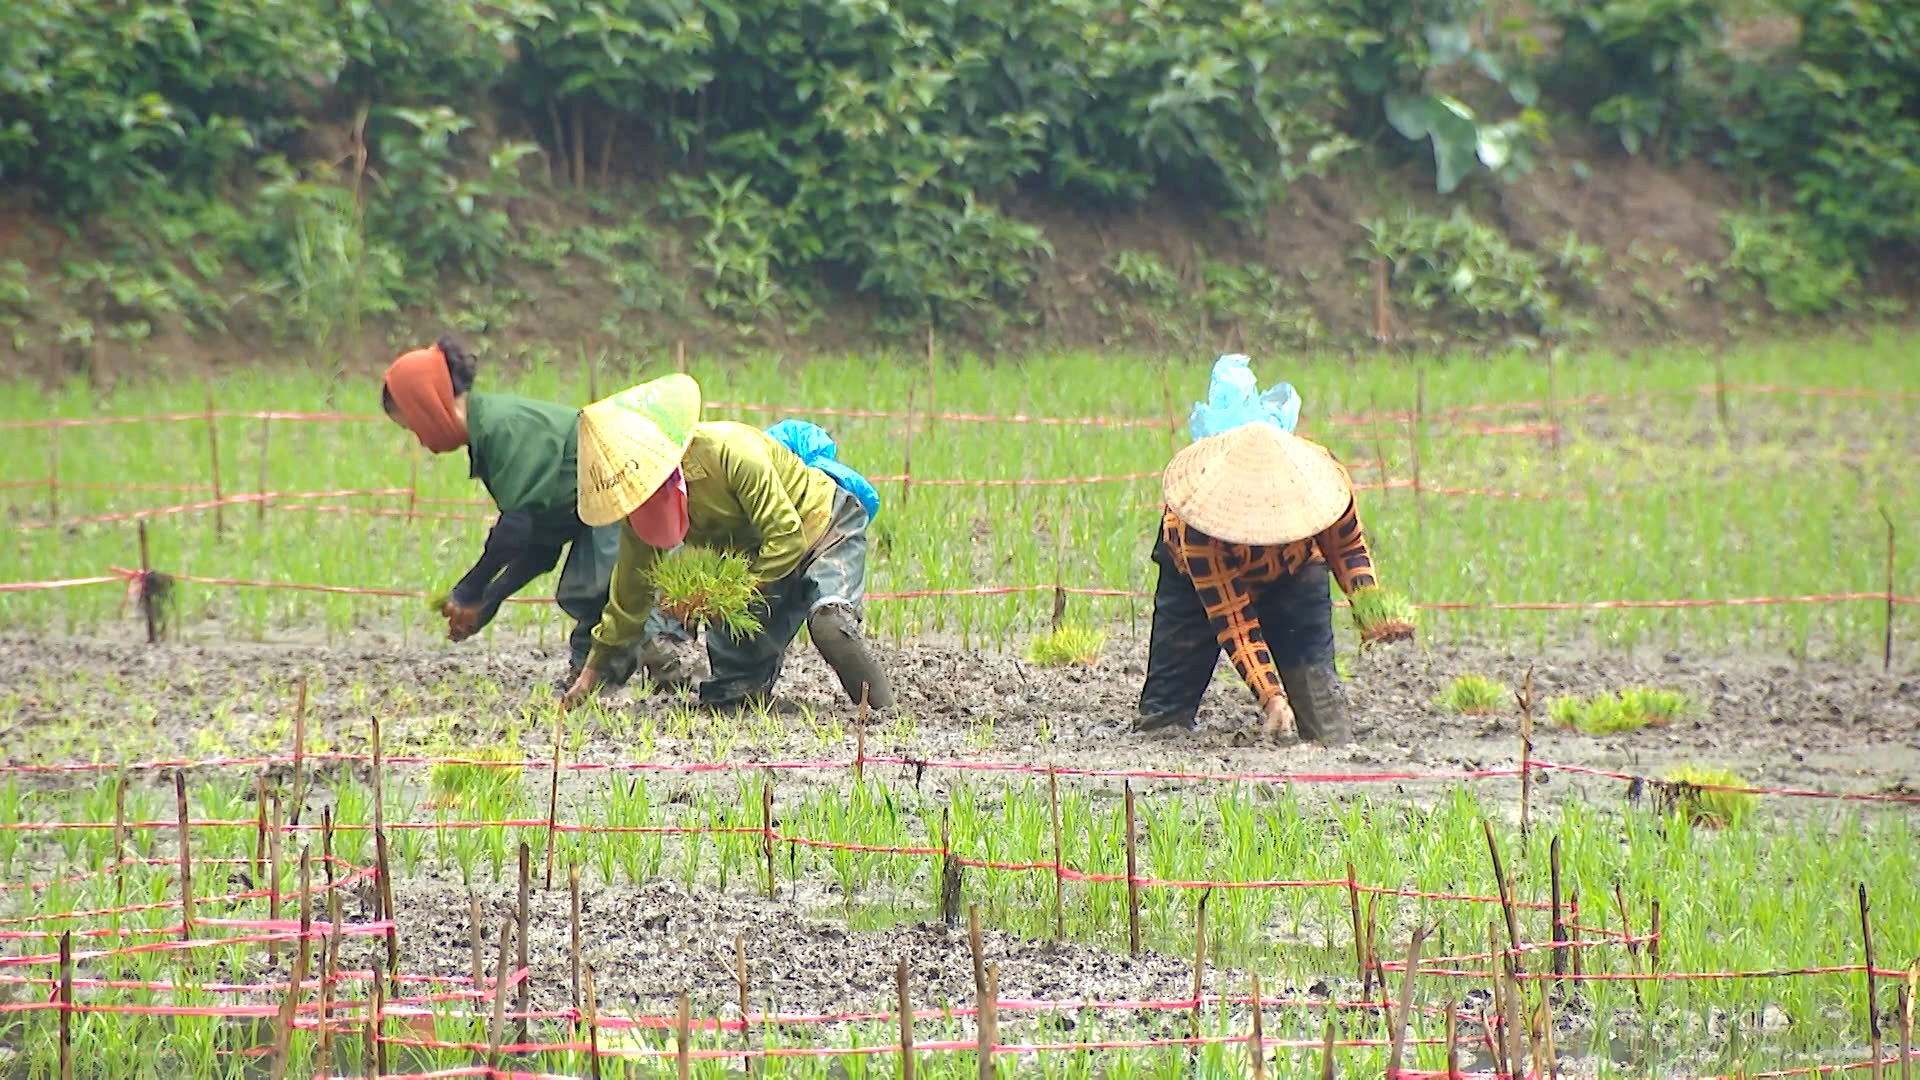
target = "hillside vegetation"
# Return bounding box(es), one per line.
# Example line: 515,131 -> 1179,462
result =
2,0 -> 1916,375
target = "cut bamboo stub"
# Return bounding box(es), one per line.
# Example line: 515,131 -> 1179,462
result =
897,957 -> 916,1080
174,770 -> 194,940
976,962 -> 999,1080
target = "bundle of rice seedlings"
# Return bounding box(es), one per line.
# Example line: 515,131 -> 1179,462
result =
1619,687 -> 1691,726
1350,586 -> 1416,646
1657,765 -> 1758,828
427,746 -> 524,811
647,547 -> 763,637
1026,625 -> 1108,667
1433,674 -> 1509,715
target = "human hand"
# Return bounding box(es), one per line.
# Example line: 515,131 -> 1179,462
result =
559,666 -> 602,710
1261,694 -> 1296,741
441,600 -> 483,642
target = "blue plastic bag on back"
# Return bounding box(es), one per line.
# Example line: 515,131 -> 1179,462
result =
1187,354 -> 1301,441
766,419 -> 883,524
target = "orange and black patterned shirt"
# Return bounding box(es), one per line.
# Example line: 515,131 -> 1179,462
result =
1160,501 -> 1378,708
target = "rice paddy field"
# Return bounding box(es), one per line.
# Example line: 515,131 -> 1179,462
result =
0,330 -> 1917,1079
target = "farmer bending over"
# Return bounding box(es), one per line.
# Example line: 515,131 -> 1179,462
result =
1137,421 -> 1389,745
380,338 -> 698,690
559,374 -> 894,713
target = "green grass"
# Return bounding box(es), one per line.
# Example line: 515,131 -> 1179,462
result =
1433,673 -> 1509,714
1025,624 -> 1108,666
2,328 -> 1916,658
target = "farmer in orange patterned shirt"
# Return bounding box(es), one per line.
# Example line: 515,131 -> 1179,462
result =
1137,422 -> 1391,745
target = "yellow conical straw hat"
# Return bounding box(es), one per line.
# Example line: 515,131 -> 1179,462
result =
1162,424 -> 1352,545
577,375 -> 702,527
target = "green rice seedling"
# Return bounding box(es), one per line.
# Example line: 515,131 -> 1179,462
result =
646,546 -> 763,637
1433,673 -> 1509,715
1025,624 -> 1107,666
1546,694 -> 1585,728
426,746 -> 524,812
1349,584 -> 1417,645
1658,765 -> 1759,828
1619,686 -> 1691,726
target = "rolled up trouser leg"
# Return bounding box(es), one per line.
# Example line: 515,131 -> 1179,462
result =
1276,663 -> 1351,746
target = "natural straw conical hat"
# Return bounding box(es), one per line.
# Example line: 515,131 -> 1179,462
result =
1162,424 -> 1353,545
577,375 -> 702,527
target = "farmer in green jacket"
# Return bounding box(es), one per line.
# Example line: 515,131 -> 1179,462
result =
381,338 -> 698,689
558,374 -> 894,713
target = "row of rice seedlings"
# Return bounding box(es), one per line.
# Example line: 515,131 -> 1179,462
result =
1549,687 -> 1693,733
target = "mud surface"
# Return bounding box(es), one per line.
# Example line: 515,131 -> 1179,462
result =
2,630 -> 1916,807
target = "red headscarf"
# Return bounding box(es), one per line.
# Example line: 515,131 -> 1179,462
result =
383,346 -> 467,453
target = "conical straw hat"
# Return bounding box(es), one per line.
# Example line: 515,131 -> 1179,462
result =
577,375 -> 702,527
1162,424 -> 1352,545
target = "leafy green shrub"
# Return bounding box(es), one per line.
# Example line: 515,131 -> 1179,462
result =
1104,251 -> 1182,305
1719,0 -> 1920,260
1537,0 -> 1720,156
1026,626 -> 1108,667
1720,212 -> 1858,316
1434,674 -> 1509,715
1364,209 -> 1560,331
664,174 -> 791,322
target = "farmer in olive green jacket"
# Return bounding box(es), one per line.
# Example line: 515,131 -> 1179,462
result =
558,374 -> 894,713
381,338 -> 697,689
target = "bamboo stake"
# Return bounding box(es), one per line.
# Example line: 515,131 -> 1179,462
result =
1649,897 -> 1663,973
1248,971 -> 1266,1080
486,918 -> 514,1071
174,770 -> 194,940
138,522 -> 157,644
320,807 -> 340,1076
735,933 -> 753,1074
1614,883 -> 1646,1009
584,963 -> 603,1080
545,704 -> 565,888
968,904 -> 986,999
676,992 -> 692,1080
368,957 -> 387,1079
939,810 -> 960,927
1047,766 -> 1065,942
1319,1011 -> 1336,1080
1190,887 -> 1211,1043
1387,927 -> 1430,1080
570,865 -> 584,1014
1898,961 -> 1915,1080
761,773 -> 777,899
517,842 -> 532,1041
1346,861 -> 1368,995
289,678 -> 308,827
1123,782 -> 1141,956
897,957 -> 916,1080
268,790 -> 283,966
371,714 -> 398,993
205,390 -> 225,537
1518,666 -> 1535,838
256,414 -> 270,525
58,930 -> 72,1080
1444,1000 -> 1461,1080
112,774 -> 127,921
270,847 -> 313,1080
976,963 -> 999,1080
1503,971 -> 1525,1080
1482,819 -> 1525,975
1863,884 -> 1884,1080
1570,888 -> 1584,980
1550,835 -> 1568,988
470,891 -> 485,998
1487,922 -> 1510,1079
254,774 -> 269,888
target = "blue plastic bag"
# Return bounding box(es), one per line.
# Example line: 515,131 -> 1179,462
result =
765,419 -> 883,524
1187,354 -> 1301,441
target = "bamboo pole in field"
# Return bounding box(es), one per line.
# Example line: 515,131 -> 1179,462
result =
976,963 -> 999,1080
205,390 -> 225,537
1319,1010 -> 1336,1080
761,774 -> 777,899
1517,666 -> 1535,838
545,706 -> 565,889
1190,887 -> 1211,1043
174,770 -> 194,940
371,714 -> 398,994
289,678 -> 308,827
486,918 -> 515,1071
584,963 -> 603,1080
1346,862 -> 1367,995
1897,961 -> 1915,1080
1047,766 -> 1065,942
1123,782 -> 1141,956
368,957 -> 387,1079
1444,1000 -> 1461,1080
1387,927 -> 1430,1080
897,957 -> 916,1080
1247,972 -> 1266,1080
270,848 -> 313,1080
517,842 -> 532,1042
734,933 -> 753,1074
254,775 -> 269,890
1863,884 -> 1884,1080
1483,819 -> 1525,976
968,904 -> 986,1000
676,993 -> 692,1080
267,790 -> 283,966
58,931 -> 73,1080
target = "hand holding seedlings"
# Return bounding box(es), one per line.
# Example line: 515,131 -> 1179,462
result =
560,665 -> 602,710
441,598 -> 483,642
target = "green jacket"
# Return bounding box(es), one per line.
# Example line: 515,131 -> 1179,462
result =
588,421 -> 837,669
466,392 -> 585,548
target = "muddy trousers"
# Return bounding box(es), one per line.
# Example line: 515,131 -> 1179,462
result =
1137,544 -> 1352,745
700,489 -> 891,709
557,523 -> 694,687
